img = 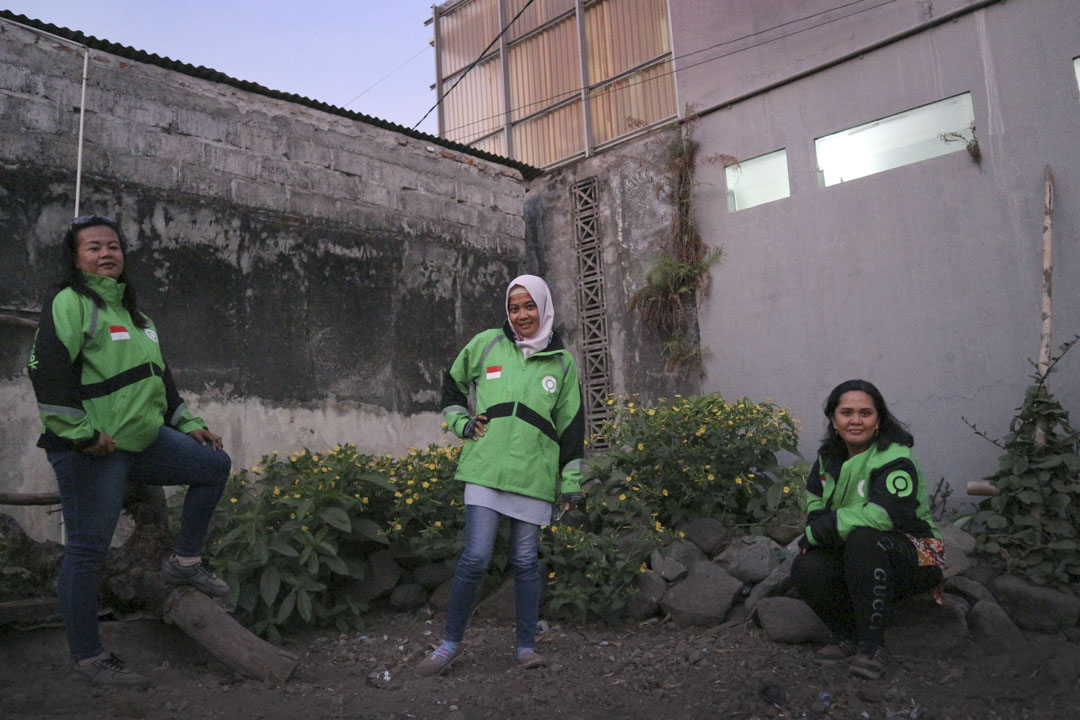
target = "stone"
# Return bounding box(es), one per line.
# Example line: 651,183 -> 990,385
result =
660,561 -> 742,626
664,539 -> 706,567
475,577 -> 515,621
884,593 -> 968,656
679,517 -> 732,556
943,575 -> 996,606
413,560 -> 456,590
650,550 -> 688,582
753,596 -> 831,644
939,523 -> 976,578
352,549 -> 402,601
990,574 -> 1080,633
626,570 -> 667,621
714,535 -> 785,584
389,583 -> 428,610
968,599 -> 1026,655
429,578 -> 452,611
744,553 -> 795,615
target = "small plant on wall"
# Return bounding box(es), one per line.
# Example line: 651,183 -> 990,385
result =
629,115 -> 722,376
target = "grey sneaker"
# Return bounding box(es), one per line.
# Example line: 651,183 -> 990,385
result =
162,555 -> 229,597
414,645 -> 463,678
813,637 -> 856,664
517,648 -> 548,669
70,652 -> 150,687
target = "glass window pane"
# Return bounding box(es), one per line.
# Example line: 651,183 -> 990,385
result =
815,93 -> 975,187
726,149 -> 790,212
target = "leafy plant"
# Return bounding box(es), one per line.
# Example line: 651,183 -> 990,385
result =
586,393 -> 804,530
969,338 -> 1080,591
209,445 -> 392,644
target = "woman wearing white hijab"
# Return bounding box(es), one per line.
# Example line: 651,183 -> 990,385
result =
416,275 -> 584,677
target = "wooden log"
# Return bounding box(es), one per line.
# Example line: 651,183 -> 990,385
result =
967,480 -> 1000,496
0,492 -> 61,506
162,586 -> 299,682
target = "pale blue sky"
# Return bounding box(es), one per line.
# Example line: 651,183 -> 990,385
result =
1,1 -> 440,135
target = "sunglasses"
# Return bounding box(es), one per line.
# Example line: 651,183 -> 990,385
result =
71,214 -> 119,232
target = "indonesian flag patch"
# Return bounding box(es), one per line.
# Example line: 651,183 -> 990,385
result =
486,365 -> 502,380
109,325 -> 131,341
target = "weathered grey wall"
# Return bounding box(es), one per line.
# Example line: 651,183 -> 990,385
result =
0,18 -> 527,539
669,0 -> 1080,496
526,131 -> 691,403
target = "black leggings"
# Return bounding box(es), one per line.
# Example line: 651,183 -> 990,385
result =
790,527 -> 943,648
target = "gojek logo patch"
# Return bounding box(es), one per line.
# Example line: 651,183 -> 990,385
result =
144,329 -> 159,343
886,470 -> 914,498
541,375 -> 557,393
486,366 -> 502,380
109,325 -> 130,341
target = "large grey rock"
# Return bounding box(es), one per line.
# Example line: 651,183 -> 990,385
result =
680,517 -> 731,556
968,599 -> 1026,655
353,549 -> 402,601
664,538 -> 706,567
660,561 -> 742,626
413,560 -> 456,590
753,596 -> 831,644
990,574 -> 1080,633
714,535 -> 785,584
429,577 -> 452,610
939,524 -> 976,579
389,583 -> 428,610
626,570 -> 667,621
745,553 -> 796,615
943,575 -> 996,606
650,550 -> 688,582
475,577 -> 515,621
884,593 -> 968,656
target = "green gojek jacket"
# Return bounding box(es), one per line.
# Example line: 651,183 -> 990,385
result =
441,323 -> 585,503
803,441 -> 940,548
28,272 -> 206,453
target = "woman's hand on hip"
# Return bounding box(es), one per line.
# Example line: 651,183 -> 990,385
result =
188,427 -> 224,451
81,431 -> 116,456
463,414 -> 488,440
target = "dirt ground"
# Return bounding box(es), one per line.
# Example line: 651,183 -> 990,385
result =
1,608 -> 1076,720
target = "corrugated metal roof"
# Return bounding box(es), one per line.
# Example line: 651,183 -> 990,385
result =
0,9 -> 543,180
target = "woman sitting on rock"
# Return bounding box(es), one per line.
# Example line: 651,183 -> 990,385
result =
791,379 -> 945,680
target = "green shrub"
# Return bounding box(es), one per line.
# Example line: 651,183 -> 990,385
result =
972,352 -> 1080,592
586,393 -> 804,530
210,445 -> 392,644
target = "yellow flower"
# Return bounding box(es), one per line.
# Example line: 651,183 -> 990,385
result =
301,525 -> 309,532
708,474 -> 715,481
655,521 -> 663,531
551,526 -> 559,533
695,426 -> 706,436
290,513 -> 296,519
394,523 -> 402,531
363,497 -> 370,504
619,494 -> 627,501
406,498 -> 414,505
639,562 -> 647,573
647,409 -> 656,416
662,489 -> 669,497
678,531 -> 686,538
434,521 -> 442,527
293,493 -> 301,498
636,443 -> 644,451
548,571 -> 556,579
736,477 -> 743,485
422,482 -> 430,489
783,486 -> 790,494
229,497 -> 237,504
626,476 -> 633,482
394,491 -> 403,498
628,408 -> 636,414
272,487 -> 281,497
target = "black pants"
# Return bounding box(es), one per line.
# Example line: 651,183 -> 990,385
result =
790,526 -> 943,648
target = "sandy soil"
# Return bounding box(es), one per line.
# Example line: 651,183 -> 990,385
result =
1,609 -> 1076,720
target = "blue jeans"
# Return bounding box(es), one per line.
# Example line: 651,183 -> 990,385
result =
443,504 -> 541,649
47,425 -> 231,661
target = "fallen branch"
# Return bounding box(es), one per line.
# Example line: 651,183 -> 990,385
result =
0,492 -> 61,506
966,480 -> 1000,497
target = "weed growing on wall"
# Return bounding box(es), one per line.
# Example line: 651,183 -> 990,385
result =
586,394 -> 804,530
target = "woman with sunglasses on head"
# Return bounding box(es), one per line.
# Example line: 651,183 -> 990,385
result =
414,275 -> 585,677
791,379 -> 945,680
28,214 -> 232,687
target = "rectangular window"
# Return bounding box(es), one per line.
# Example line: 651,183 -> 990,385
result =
726,149 -> 790,212
815,93 -> 975,187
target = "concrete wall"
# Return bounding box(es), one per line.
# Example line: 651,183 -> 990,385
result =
526,131 -> 692,403
0,18 -> 527,539
670,0 -> 1080,496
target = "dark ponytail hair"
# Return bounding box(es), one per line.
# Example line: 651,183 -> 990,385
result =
60,215 -> 147,328
818,379 -> 913,461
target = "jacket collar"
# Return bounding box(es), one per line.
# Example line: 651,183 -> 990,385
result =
501,320 -> 566,353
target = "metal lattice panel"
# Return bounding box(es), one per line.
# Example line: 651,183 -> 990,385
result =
571,177 -> 612,448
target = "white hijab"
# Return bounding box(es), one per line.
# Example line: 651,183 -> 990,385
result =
505,274 -> 554,358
